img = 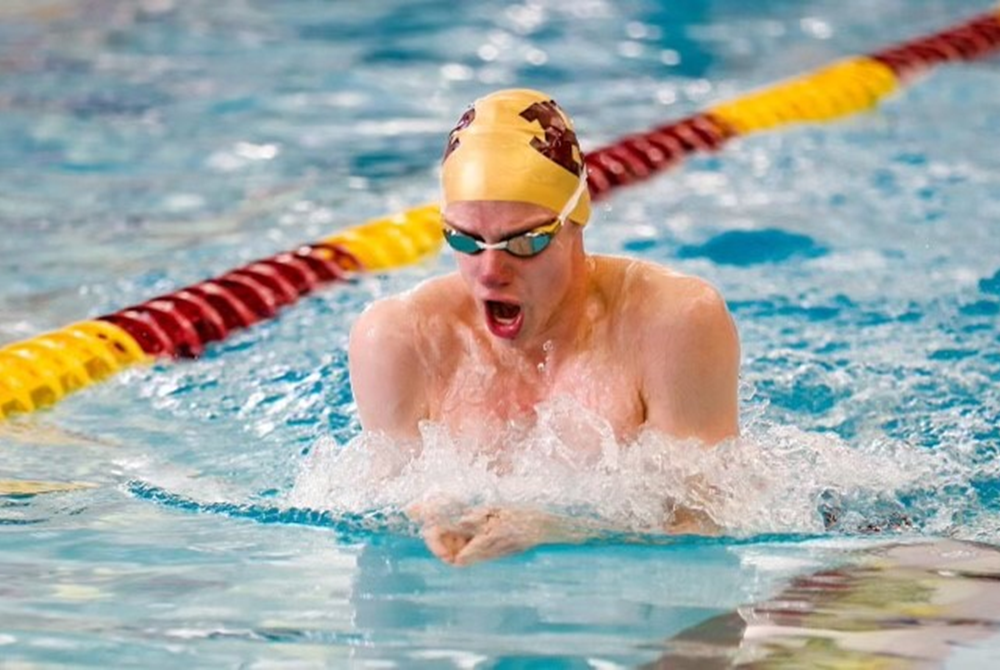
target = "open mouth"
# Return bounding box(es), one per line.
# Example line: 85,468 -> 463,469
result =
484,300 -> 524,339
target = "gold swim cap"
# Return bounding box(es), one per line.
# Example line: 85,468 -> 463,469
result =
442,88 -> 591,226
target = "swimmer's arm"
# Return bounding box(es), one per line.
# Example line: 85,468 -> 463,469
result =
642,280 -> 741,445
348,297 -> 427,441
642,281 -> 738,536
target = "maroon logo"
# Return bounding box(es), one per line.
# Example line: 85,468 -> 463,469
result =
443,106 -> 476,162
520,100 -> 582,176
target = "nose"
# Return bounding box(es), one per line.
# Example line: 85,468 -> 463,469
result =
476,248 -> 513,288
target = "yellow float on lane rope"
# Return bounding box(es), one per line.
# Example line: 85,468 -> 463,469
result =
710,57 -> 899,135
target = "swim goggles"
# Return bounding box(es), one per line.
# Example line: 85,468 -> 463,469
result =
442,171 -> 589,258
443,218 -> 563,258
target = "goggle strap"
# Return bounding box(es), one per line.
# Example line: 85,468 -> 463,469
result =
557,171 -> 589,225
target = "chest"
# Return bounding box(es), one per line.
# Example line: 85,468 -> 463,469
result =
429,350 -> 645,442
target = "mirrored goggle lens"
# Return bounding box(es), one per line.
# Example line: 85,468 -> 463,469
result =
506,233 -> 552,257
443,229 -> 484,254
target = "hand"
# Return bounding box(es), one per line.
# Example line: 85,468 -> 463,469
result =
664,504 -> 722,536
408,503 -> 555,567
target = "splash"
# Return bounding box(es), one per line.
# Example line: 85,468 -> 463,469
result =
289,395 -> 990,540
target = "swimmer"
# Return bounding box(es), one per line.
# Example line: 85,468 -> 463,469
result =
349,89 -> 740,565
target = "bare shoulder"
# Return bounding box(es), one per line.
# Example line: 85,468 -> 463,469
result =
350,274 -> 463,352
594,256 -> 740,442
596,255 -> 733,331
349,292 -> 418,357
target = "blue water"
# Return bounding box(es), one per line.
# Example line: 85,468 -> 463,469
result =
3,0 -> 1000,666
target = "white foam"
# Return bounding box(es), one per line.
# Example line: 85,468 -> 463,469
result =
288,395 -> 979,539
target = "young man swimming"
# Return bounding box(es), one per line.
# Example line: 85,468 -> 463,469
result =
348,89 -> 740,565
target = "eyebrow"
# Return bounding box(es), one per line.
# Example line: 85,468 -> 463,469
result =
442,216 -> 558,240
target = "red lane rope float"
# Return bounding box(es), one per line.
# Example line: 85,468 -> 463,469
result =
168,290 -> 230,344
186,281 -> 258,331
585,114 -> 733,199
97,243 -> 363,362
871,12 -> 1000,80
2,8 -> 1000,421
100,310 -> 177,358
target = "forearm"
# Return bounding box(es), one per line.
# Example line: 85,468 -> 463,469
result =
414,497 -> 722,566
413,504 -> 608,566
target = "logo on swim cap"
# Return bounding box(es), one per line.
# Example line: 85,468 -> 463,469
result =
443,106 -> 475,163
520,100 -> 583,177
441,88 -> 591,225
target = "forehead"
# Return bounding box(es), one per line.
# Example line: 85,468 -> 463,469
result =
443,200 -> 557,234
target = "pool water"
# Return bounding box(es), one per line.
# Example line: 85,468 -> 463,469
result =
2,0 -> 1000,666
